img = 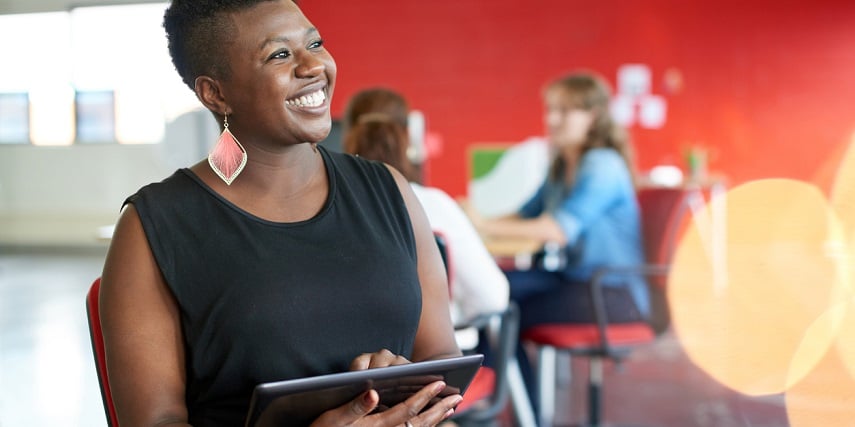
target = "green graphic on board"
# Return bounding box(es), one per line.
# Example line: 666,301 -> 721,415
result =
471,148 -> 507,180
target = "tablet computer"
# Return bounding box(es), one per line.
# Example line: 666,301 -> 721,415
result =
244,354 -> 483,427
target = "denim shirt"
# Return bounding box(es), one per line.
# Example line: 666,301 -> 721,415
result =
519,148 -> 649,316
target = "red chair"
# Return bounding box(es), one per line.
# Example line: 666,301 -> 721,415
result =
521,187 -> 694,427
86,277 -> 119,427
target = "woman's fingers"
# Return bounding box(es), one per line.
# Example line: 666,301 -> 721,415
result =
311,390 -> 379,427
341,352 -> 463,426
350,349 -> 411,371
377,380 -> 462,427
312,380 -> 462,427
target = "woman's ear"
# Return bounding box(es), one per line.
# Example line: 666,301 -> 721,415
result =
589,104 -> 605,120
587,105 -> 605,129
195,75 -> 228,115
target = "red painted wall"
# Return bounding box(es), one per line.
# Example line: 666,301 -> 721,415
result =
300,0 -> 855,197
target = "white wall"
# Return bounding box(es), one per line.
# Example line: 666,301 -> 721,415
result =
0,0 -> 164,15
0,0 -> 216,247
0,109 -> 217,247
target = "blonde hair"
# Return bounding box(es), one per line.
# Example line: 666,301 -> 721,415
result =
545,72 -> 635,184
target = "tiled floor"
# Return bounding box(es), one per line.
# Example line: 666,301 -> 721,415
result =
0,247 -> 108,427
548,333 -> 791,427
0,248 -> 795,427
482,332 -> 791,427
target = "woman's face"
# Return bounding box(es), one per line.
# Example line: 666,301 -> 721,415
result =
218,0 -> 337,146
543,87 -> 595,149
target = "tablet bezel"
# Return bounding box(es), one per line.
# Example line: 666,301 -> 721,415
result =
244,354 -> 484,427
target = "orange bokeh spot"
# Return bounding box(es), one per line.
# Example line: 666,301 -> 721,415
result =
829,132 -> 855,380
669,179 -> 848,395
829,131 -> 855,239
786,302 -> 855,426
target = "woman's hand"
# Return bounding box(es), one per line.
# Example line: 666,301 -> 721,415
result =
350,349 -> 410,371
310,350 -> 462,427
310,382 -> 461,427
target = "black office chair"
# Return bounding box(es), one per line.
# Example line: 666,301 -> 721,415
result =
434,233 -> 534,426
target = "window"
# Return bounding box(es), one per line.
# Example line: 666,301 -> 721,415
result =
75,91 -> 116,144
0,93 -> 30,144
0,3 -> 201,145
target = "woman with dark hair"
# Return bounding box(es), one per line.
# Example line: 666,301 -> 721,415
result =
343,88 -> 411,139
342,105 -> 509,344
98,1 -> 462,426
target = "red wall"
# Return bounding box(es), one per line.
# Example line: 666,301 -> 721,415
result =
301,0 -> 855,197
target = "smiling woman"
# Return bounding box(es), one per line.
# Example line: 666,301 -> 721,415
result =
97,1 -> 464,426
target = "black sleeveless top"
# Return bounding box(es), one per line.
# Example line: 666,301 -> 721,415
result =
126,147 -> 421,426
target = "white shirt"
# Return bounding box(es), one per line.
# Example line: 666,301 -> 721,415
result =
410,183 -> 510,330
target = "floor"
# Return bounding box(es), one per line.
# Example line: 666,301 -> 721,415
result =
0,247 -> 793,427
544,335 -> 791,427
0,247 -> 107,427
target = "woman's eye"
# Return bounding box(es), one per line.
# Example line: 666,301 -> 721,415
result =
308,39 -> 324,50
269,50 -> 291,60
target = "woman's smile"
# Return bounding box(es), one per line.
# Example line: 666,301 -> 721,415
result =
285,87 -> 327,110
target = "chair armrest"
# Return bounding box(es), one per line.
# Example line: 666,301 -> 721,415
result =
455,309 -> 507,331
451,303 -> 520,422
588,264 -> 671,354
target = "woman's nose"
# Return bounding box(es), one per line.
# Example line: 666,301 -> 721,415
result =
544,111 -> 560,129
295,53 -> 325,78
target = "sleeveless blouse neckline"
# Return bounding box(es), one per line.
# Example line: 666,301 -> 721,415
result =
178,147 -> 336,227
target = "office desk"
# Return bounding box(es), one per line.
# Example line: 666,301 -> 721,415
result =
482,236 -> 545,271
482,236 -> 542,258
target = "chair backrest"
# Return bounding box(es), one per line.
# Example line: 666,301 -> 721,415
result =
434,231 -> 453,298
433,232 -> 523,423
456,303 -> 520,422
637,187 -> 693,274
636,187 -> 694,333
86,277 -> 119,427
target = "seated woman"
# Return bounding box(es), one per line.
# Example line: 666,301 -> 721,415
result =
470,71 -> 648,402
341,89 -> 510,346
98,1 -> 462,426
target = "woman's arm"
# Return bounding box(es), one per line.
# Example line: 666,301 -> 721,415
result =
386,166 -> 462,362
466,181 -> 567,245
478,214 -> 567,245
478,149 -> 631,247
100,205 -> 191,426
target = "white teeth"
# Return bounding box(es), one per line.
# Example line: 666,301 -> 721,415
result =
286,89 -> 326,107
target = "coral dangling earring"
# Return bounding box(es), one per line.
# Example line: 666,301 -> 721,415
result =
208,114 -> 247,185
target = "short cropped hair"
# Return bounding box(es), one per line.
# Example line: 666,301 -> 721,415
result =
163,0 -> 277,91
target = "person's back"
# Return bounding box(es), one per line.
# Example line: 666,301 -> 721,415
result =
410,183 -> 509,325
340,99 -> 509,331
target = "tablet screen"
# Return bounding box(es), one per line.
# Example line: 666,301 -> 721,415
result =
245,354 -> 483,427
